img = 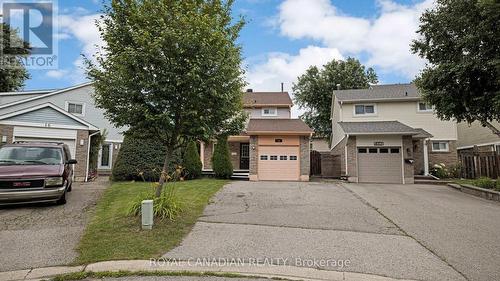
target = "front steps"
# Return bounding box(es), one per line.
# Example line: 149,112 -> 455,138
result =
202,169 -> 249,180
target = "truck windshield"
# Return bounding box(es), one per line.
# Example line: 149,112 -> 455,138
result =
0,146 -> 63,165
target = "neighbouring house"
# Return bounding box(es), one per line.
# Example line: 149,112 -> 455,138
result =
0,83 -> 124,181
201,90 -> 313,181
330,83 -> 458,184
457,121 -> 500,153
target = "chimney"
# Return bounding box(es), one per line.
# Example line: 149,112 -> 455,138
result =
246,89 -> 253,93
281,82 -> 284,92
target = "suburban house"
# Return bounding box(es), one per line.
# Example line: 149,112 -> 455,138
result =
457,121 -> 500,153
0,83 -> 124,181
201,90 -> 313,181
330,83 -> 458,184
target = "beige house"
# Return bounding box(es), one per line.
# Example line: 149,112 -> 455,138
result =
330,84 -> 458,184
201,90 -> 313,181
457,121 -> 500,153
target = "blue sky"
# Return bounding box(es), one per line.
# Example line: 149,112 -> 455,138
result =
5,0 -> 432,92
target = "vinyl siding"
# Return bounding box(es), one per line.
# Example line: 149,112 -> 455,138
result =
457,121 -> 500,148
245,107 -> 290,119
5,107 -> 85,127
331,96 -> 345,148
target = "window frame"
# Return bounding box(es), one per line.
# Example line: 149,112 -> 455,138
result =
260,155 -> 268,160
289,155 -> 298,161
65,101 -> 86,116
353,104 -> 377,116
261,107 -> 278,117
417,101 -> 433,113
431,141 -> 449,152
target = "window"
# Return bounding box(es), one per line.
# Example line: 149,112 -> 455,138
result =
418,102 -> 433,112
100,144 -> 111,167
67,102 -> 84,115
432,141 -> 449,152
390,148 -> 400,154
354,104 -> 376,115
270,155 -> 278,160
262,107 -> 277,116
260,155 -> 268,160
368,148 -> 378,153
379,148 -> 389,153
358,148 -> 367,153
290,155 -> 298,160
280,155 -> 287,160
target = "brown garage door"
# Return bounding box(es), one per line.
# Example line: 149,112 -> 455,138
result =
258,145 -> 300,181
357,147 -> 403,184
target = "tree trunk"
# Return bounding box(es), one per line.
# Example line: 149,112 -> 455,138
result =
155,145 -> 173,197
482,121 -> 500,137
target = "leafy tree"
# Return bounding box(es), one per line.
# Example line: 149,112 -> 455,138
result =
86,0 -> 246,196
293,58 -> 378,138
412,0 -> 500,135
184,140 -> 202,179
0,23 -> 31,91
212,136 -> 232,179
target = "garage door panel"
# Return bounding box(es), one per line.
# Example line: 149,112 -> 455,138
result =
13,137 -> 77,159
258,146 -> 300,181
358,147 -> 402,184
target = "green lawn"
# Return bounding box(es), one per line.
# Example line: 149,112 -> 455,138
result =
76,178 -> 228,264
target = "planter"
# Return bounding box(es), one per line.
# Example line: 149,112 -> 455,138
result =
448,183 -> 500,202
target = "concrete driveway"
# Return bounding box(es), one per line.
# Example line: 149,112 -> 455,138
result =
0,179 -> 108,272
164,181 -> 500,281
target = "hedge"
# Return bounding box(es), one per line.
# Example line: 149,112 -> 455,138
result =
212,136 -> 233,179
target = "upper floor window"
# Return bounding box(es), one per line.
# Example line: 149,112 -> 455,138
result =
66,102 -> 85,115
431,141 -> 449,152
354,104 -> 376,116
262,107 -> 277,117
418,102 -> 433,112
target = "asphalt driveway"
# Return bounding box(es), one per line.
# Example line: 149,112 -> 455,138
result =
164,181 -> 500,281
0,179 -> 108,272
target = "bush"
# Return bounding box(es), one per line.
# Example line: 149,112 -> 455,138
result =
127,184 -> 182,221
183,141 -> 202,179
212,136 -> 233,179
430,163 -> 449,179
474,177 -> 496,190
112,135 -> 182,182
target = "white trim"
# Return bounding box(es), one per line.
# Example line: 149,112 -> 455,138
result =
0,120 -> 90,130
423,138 -> 430,175
86,131 -> 101,182
0,82 -> 93,109
0,102 -> 99,130
458,141 -> 500,150
431,141 -> 450,152
98,143 -> 113,169
104,139 -> 124,143
353,104 -> 377,117
416,101 -> 433,113
65,101 -> 86,117
0,90 -> 54,96
400,137 -> 405,184
261,107 -> 278,117
344,135 -> 349,176
200,141 -> 205,168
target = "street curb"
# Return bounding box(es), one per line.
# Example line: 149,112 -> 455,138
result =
0,260 -> 418,281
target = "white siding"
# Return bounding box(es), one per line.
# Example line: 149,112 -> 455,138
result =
331,96 -> 345,148
246,107 -> 290,119
356,135 -> 402,147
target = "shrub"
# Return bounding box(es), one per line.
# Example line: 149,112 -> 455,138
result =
112,135 -> 182,182
474,177 -> 496,190
448,163 -> 462,179
183,141 -> 202,179
430,163 -> 449,179
212,136 -> 233,179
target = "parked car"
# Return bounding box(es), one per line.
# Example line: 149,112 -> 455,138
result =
0,142 -> 77,205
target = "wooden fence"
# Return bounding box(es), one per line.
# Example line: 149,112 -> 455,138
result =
310,151 -> 341,178
460,151 -> 500,179
310,150 -> 322,175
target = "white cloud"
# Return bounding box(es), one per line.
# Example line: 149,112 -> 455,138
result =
59,13 -> 104,60
246,45 -> 343,117
46,69 -> 68,79
276,0 -> 434,78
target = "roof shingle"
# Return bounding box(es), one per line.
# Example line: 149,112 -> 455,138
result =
338,121 -> 419,135
243,92 -> 293,107
335,84 -> 420,103
247,119 -> 312,134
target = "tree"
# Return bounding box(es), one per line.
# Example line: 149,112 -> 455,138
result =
412,0 -> 500,136
86,0 -> 246,196
0,23 -> 31,92
212,136 -> 232,179
184,140 -> 202,179
293,58 -> 378,138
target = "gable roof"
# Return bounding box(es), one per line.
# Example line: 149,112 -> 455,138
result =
334,83 -> 420,103
246,119 -> 312,135
0,82 -> 93,109
0,89 -> 56,96
243,92 -> 293,107
0,103 -> 99,130
338,121 -> 419,135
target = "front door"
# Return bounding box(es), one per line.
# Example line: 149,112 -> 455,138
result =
240,143 -> 249,169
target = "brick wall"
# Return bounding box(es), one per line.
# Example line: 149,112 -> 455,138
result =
203,141 -> 213,169
229,142 -> 240,169
300,136 -> 310,181
403,135 -> 414,184
0,125 -> 14,145
429,140 -> 459,168
346,136 -> 357,181
412,139 -> 425,175
249,136 -> 258,180
74,130 -> 89,181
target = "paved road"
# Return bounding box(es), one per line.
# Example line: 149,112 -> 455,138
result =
164,181 -> 500,281
0,180 -> 108,272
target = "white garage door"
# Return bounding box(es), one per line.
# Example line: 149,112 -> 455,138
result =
12,127 -> 78,158
13,137 -> 77,159
357,147 -> 403,184
258,146 -> 300,181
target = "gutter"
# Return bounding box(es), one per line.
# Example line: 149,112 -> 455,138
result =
85,131 -> 101,182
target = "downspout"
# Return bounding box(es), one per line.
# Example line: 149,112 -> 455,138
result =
85,131 -> 101,182
423,138 -> 430,176
344,134 -> 349,176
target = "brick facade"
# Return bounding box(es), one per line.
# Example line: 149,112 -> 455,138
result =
412,139 -> 425,175
428,140 -> 459,169
203,141 -> 214,169
228,142 -> 242,169
249,136 -> 258,181
74,130 -> 89,181
300,136 -> 310,181
0,125 -> 14,145
403,135 -> 414,184
346,136 -> 357,182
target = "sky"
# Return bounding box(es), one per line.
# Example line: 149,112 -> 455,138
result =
3,0 -> 433,94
